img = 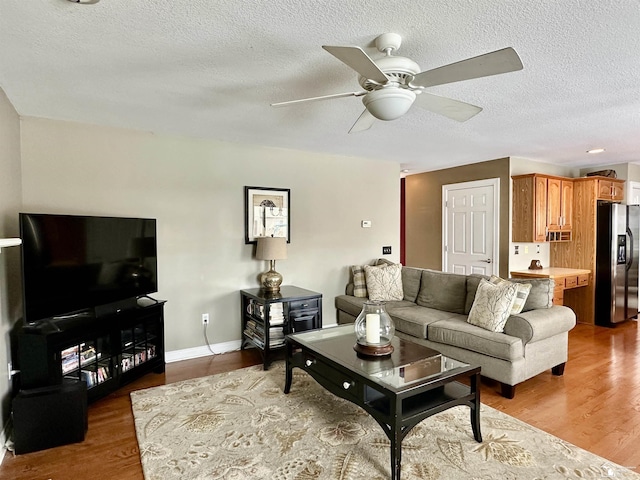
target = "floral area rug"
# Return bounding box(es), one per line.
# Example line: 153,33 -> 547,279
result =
130,363 -> 639,479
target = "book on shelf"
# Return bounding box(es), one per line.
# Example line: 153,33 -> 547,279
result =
134,347 -> 148,365
61,346 -> 79,374
243,328 -> 285,348
248,300 -> 265,319
80,364 -> 110,388
80,345 -> 98,366
121,353 -> 134,372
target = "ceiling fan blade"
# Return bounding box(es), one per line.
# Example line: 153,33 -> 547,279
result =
349,109 -> 376,134
271,91 -> 365,107
322,45 -> 389,84
411,47 -> 523,88
415,92 -> 482,122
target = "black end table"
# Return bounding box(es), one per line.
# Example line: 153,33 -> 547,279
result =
240,286 -> 322,369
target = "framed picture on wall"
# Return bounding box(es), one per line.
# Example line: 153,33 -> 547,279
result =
244,186 -> 290,244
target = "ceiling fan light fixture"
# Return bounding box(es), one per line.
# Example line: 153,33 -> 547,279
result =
363,88 -> 416,121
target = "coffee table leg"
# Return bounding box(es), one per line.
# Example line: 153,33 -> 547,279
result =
470,372 -> 482,442
284,341 -> 293,394
390,423 -> 402,480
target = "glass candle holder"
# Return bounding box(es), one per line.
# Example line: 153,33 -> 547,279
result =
353,301 -> 395,357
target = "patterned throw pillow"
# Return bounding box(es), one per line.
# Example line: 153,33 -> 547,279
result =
351,265 -> 368,298
467,279 -> 518,333
489,275 -> 532,315
363,263 -> 404,301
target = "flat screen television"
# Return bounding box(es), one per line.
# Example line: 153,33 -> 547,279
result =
20,213 -> 158,324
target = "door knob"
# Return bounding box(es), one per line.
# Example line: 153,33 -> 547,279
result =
479,259 -> 492,263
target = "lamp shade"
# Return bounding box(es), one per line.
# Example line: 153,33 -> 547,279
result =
255,236 -> 287,260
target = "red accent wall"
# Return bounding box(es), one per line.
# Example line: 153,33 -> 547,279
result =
400,177 -> 405,265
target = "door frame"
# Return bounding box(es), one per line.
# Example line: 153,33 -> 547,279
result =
442,178 -> 500,275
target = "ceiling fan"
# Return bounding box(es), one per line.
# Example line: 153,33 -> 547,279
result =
271,33 -> 523,133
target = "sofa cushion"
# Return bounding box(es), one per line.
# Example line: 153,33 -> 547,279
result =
390,306 -> 464,339
364,264 -> 404,301
464,274 -> 489,314
401,266 -> 422,303
375,258 -> 396,267
351,265 -> 368,298
334,295 -> 416,320
428,317 -> 524,361
509,278 -> 554,311
416,270 -> 467,314
467,279 -> 518,333
489,275 -> 532,315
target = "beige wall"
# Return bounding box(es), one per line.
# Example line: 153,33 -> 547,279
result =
404,158 -> 510,278
19,117 -> 400,353
0,88 -> 22,431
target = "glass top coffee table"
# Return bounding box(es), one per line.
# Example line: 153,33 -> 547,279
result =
284,325 -> 482,480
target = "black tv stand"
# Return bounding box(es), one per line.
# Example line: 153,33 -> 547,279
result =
137,294 -> 160,306
12,300 -> 166,402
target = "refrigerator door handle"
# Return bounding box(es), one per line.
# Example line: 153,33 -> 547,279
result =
627,227 -> 634,271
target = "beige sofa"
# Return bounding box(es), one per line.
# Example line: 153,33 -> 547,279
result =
335,262 -> 576,398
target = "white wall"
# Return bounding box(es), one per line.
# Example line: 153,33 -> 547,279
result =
19,117 -> 400,353
0,88 -> 22,446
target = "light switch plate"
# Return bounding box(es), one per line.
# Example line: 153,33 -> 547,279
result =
361,220 -> 371,228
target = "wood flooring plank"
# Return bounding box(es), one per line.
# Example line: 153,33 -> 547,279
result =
2,324 -> 639,479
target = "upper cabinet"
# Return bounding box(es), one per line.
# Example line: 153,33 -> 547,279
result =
596,178 -> 624,202
546,178 -> 573,233
512,174 -> 573,242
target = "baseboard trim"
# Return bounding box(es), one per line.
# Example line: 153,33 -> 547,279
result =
165,340 -> 242,363
164,325 -> 338,364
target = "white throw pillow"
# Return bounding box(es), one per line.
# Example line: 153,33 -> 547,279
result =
467,278 -> 518,333
489,275 -> 532,315
363,263 -> 404,301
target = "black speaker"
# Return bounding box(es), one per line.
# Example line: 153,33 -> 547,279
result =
12,379 -> 88,454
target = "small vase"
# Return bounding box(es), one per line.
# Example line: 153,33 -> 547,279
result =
353,301 -> 395,357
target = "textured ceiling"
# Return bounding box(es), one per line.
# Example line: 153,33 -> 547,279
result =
1,0 -> 639,173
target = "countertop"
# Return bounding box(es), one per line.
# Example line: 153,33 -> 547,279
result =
510,267 -> 591,278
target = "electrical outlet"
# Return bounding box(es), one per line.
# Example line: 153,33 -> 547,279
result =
524,246 -> 529,254
202,313 -> 209,325
382,246 -> 392,255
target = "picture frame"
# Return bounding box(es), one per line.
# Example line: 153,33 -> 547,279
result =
244,186 -> 290,244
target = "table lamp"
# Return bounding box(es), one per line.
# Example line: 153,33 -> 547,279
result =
256,236 -> 287,293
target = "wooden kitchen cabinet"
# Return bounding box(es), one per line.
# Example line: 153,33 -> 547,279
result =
596,178 -> 624,202
512,174 -> 573,242
560,181 -> 573,231
551,176 -> 624,324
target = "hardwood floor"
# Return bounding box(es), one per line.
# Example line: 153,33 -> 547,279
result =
2,321 -> 640,479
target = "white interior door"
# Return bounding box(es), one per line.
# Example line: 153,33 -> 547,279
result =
442,178 -> 499,275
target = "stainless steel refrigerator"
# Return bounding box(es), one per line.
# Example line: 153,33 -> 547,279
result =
595,202 -> 640,326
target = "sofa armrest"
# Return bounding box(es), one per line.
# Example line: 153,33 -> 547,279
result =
503,306 -> 576,345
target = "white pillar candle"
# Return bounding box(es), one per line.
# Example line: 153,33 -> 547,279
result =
365,313 -> 381,344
